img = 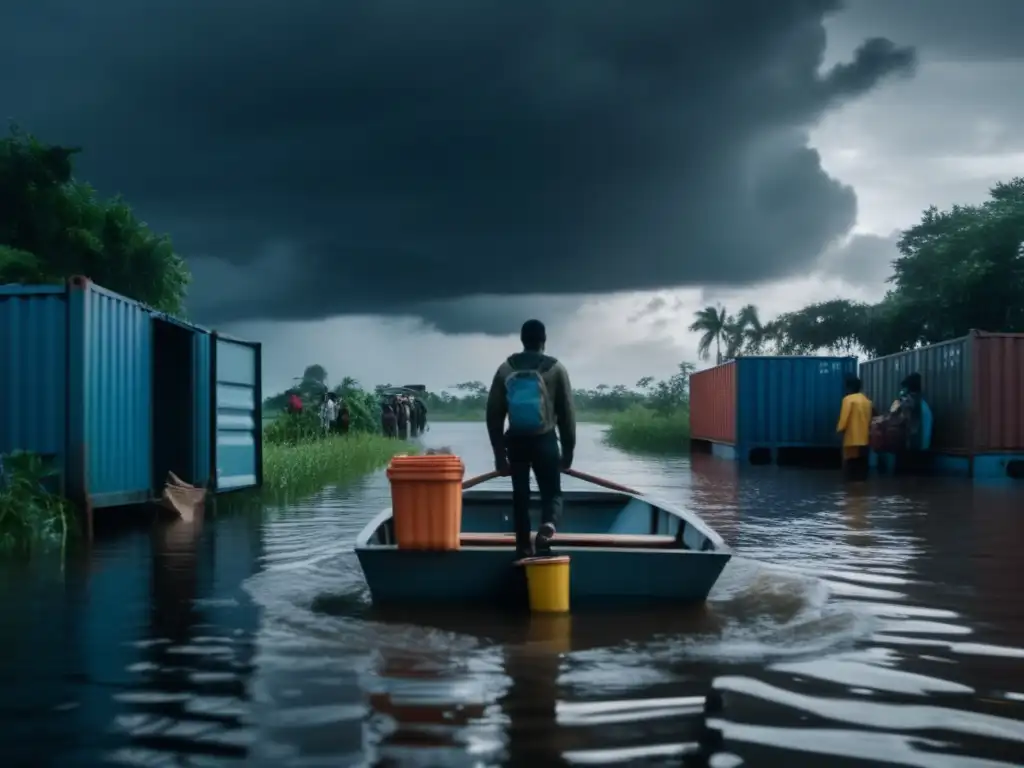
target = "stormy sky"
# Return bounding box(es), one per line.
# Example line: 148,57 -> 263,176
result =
4,1 -> 1023,392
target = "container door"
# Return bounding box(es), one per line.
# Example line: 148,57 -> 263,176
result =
192,331 -> 212,486
210,335 -> 263,492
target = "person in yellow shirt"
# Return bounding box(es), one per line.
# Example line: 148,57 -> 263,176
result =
837,375 -> 873,481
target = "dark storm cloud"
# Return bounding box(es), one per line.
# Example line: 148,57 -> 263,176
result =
1,1 -> 914,332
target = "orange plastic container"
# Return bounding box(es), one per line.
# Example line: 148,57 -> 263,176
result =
386,454 -> 465,550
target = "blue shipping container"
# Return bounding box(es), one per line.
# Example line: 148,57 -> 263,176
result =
69,278 -> 153,507
734,356 -> 857,458
0,279 -> 263,511
0,286 -> 67,475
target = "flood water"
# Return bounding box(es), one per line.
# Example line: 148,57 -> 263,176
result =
2,422 -> 1024,767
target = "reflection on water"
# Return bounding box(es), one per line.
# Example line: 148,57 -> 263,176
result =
1,423 -> 1023,766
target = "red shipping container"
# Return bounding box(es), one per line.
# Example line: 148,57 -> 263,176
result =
690,362 -> 736,444
972,332 -> 1024,453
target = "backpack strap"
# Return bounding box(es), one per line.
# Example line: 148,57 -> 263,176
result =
507,354 -> 557,374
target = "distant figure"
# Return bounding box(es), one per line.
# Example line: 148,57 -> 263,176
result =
396,396 -> 409,439
836,375 -> 872,481
889,372 -> 932,473
381,399 -> 398,438
337,400 -> 351,434
286,390 -> 303,415
320,392 -> 339,434
415,399 -> 428,435
486,319 -> 576,559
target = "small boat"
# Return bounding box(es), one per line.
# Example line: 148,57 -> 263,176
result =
355,469 -> 732,608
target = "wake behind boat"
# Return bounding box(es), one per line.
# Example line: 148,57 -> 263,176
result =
355,466 -> 731,608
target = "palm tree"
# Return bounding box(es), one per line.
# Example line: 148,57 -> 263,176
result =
735,304 -> 772,354
689,305 -> 728,363
723,312 -> 746,359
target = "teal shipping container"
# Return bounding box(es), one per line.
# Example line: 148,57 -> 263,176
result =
0,277 -> 262,518
690,356 -> 857,462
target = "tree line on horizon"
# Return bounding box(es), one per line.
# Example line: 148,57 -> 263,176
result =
261,362 -> 694,421
5,130 -> 1022,372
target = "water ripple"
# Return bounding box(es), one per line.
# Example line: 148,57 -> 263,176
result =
2,423 -> 1023,766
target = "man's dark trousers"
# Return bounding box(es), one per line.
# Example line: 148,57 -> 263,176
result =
506,430 -> 562,553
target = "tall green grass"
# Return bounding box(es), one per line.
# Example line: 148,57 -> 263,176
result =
261,405 -> 417,501
0,451 -> 75,555
604,405 -> 690,455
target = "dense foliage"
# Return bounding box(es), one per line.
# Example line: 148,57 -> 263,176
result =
261,362 -> 696,454
684,179 -> 1024,360
775,179 -> 1024,356
0,451 -> 74,554
0,129 -> 190,314
379,379 -> 679,422
263,368 -> 381,443
260,366 -> 412,495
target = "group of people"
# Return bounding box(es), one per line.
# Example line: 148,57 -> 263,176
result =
380,394 -> 428,439
283,390 -> 351,434
837,371 -> 934,481
319,392 -> 351,435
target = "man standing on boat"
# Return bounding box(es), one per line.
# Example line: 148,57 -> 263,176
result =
486,319 -> 577,559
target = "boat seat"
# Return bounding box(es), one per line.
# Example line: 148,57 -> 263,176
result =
460,532 -> 678,549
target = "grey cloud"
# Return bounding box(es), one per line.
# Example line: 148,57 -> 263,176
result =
835,1 -> 1024,61
1,1 -> 915,332
405,294 -> 580,336
628,296 -> 667,323
816,231 -> 900,287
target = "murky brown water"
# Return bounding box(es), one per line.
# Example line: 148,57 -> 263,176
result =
1,422 -> 1023,767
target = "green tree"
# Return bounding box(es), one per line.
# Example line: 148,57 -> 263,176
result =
777,178 -> 1024,356
689,305 -> 729,364
0,128 -> 190,314
646,362 -> 694,414
775,299 -> 871,355
303,364 -> 328,385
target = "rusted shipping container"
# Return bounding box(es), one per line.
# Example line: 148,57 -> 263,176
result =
973,332 -> 1024,452
859,336 -> 971,452
689,362 -> 736,444
859,331 -> 1024,455
690,356 -> 856,453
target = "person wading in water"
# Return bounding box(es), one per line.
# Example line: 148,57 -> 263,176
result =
836,375 -> 872,481
485,319 -> 577,560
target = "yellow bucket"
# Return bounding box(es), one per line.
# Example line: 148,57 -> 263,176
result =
522,555 -> 571,613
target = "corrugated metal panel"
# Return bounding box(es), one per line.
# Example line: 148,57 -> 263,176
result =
972,332 -> 1024,452
78,280 -> 153,507
736,356 -> 856,448
859,337 -> 971,453
689,362 -> 736,444
193,331 -> 212,486
212,335 -> 263,492
0,286 -> 68,469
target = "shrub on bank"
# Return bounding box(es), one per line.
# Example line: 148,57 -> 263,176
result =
0,451 -> 75,554
604,405 -> 690,454
264,409 -> 323,445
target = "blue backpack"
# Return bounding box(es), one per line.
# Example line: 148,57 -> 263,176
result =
505,356 -> 556,435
